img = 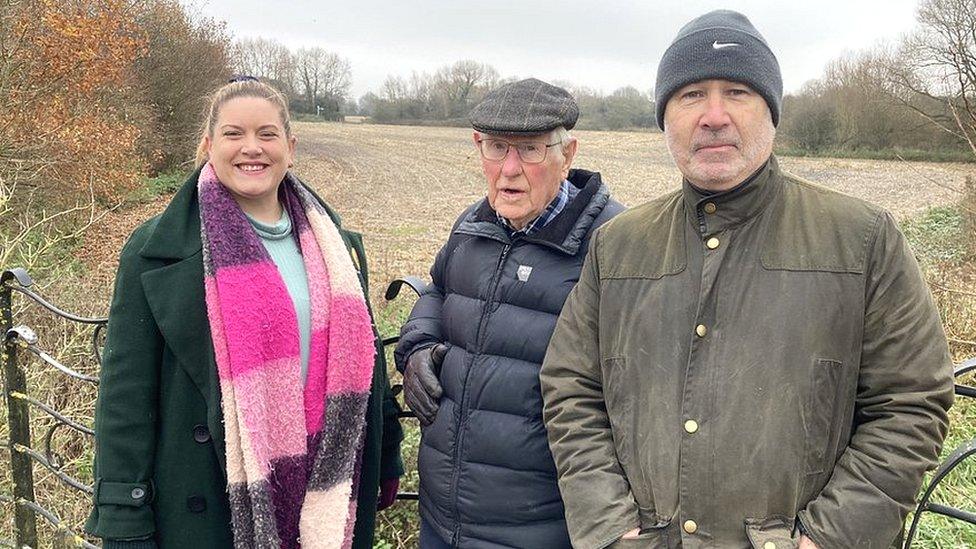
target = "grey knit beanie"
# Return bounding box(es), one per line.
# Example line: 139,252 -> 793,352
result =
655,9 -> 782,130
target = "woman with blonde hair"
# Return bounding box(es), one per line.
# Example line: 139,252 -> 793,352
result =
86,77 -> 403,549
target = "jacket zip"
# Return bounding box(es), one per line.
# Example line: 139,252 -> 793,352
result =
450,241 -> 513,547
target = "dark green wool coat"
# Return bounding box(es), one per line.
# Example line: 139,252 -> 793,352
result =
85,171 -> 404,548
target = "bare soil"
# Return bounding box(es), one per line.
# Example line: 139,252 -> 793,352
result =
290,122 -> 974,304
76,122 -> 975,306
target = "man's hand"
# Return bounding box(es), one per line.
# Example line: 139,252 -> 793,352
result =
403,344 -> 449,426
799,535 -> 819,548
620,528 -> 641,540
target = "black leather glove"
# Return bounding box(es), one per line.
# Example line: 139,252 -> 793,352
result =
403,344 -> 449,427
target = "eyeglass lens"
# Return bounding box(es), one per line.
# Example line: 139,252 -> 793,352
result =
480,139 -> 549,163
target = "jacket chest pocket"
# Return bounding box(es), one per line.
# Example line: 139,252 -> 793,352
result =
802,358 -> 851,475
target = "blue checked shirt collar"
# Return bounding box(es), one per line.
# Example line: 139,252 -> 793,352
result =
497,179 -> 577,236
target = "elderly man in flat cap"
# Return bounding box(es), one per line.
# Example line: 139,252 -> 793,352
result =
541,9 -> 954,549
394,77 -> 624,549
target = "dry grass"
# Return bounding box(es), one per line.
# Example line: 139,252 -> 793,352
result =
1,121 -> 974,547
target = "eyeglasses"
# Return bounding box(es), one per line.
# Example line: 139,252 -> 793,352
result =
228,75 -> 260,83
476,137 -> 561,164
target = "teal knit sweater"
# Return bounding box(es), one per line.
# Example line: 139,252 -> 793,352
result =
247,209 -> 312,383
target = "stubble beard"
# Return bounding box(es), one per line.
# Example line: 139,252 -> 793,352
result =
666,122 -> 775,191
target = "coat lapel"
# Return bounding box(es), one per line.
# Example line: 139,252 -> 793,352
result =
138,169 -> 227,477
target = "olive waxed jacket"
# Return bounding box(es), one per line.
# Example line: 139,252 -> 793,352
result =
540,157 -> 954,549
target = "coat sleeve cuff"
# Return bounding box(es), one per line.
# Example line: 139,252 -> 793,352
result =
380,449 -> 405,479
102,538 -> 158,549
380,424 -> 405,479
796,509 -> 831,549
395,342 -> 437,374
85,479 -> 156,540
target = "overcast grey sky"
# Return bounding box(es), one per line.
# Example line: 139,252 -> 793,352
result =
186,0 -> 921,99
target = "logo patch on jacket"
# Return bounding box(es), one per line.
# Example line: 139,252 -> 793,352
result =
517,265 -> 533,282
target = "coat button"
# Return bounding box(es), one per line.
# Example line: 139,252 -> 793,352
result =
683,519 -> 698,534
695,324 -> 707,338
705,237 -> 720,249
703,202 -> 717,214
193,424 -> 211,443
684,420 -> 699,434
130,487 -> 145,500
187,495 -> 207,513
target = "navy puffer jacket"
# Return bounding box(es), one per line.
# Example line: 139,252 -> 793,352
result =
395,169 -> 624,548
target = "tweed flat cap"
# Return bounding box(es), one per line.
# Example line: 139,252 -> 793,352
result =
469,78 -> 579,134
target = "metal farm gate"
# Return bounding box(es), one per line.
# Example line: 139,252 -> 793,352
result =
1,266 -> 973,548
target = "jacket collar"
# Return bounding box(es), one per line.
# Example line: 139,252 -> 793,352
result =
681,155 -> 782,236
458,168 -> 611,255
139,166 -> 205,260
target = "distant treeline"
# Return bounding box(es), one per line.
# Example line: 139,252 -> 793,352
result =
232,38 -> 352,122
349,62 -> 657,131
231,1 -> 976,163
352,58 -> 973,164
778,49 -> 975,162
231,42 -> 660,131
3,0 -> 972,213
235,38 -> 976,162
764,0 -> 975,162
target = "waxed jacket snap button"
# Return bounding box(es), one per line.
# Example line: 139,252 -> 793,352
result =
130,487 -> 145,500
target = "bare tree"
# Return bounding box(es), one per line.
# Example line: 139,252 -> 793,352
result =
380,74 -> 408,102
357,91 -> 379,116
822,50 -> 902,150
889,0 -> 976,158
408,71 -> 433,110
295,47 -> 352,114
432,60 -> 499,118
773,45 -> 963,155
134,0 -> 232,172
780,80 -> 837,151
232,37 -> 296,95
318,51 -> 353,99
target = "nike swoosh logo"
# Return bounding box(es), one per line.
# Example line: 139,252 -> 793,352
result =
713,41 -> 741,49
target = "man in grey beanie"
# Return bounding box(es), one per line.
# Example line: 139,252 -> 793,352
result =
541,9 -> 953,549
396,77 -> 623,548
